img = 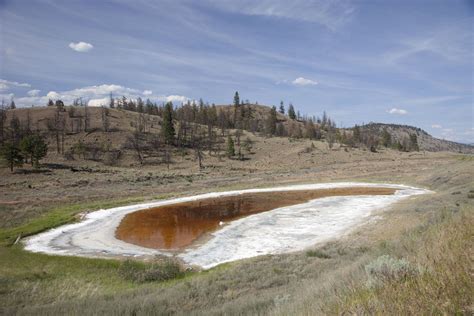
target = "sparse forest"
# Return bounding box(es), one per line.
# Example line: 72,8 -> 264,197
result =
2,91 -> 467,172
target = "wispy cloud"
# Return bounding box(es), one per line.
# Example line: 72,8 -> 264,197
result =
205,0 -> 355,30
387,108 -> 407,115
431,124 -> 442,129
0,79 -> 31,90
27,89 -> 41,96
292,77 -> 318,86
383,26 -> 471,65
69,41 -> 94,52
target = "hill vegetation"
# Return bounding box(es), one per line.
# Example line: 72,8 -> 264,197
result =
1,92 -> 472,172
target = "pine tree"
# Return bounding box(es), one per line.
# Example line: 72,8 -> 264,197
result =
1,142 -> 23,172
409,134 -> 419,151
288,104 -> 296,120
353,125 -> 361,143
10,99 -> 16,109
161,102 -> 175,145
233,91 -> 241,127
109,93 -> 115,108
20,135 -> 47,168
381,128 -> 391,147
279,101 -> 285,114
265,106 -> 277,136
226,135 -> 235,157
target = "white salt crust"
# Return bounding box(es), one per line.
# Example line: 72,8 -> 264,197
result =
23,182 -> 432,268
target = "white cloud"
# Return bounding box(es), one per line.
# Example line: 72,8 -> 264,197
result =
292,77 -> 318,86
0,79 -> 31,90
387,108 -> 407,115
163,95 -> 189,103
11,83 -> 189,108
431,124 -> 442,129
207,0 -> 355,31
27,89 -> 41,96
69,41 -> 94,52
46,91 -> 60,99
88,98 -> 109,107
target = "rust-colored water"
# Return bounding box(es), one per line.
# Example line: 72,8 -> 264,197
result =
115,187 -> 395,250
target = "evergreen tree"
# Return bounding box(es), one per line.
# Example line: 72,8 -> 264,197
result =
288,104 -> 296,120
353,125 -> 361,143
55,100 -> 65,111
265,106 -> 277,136
109,93 -> 115,108
233,91 -> 240,107
233,91 -> 241,127
279,101 -> 285,114
1,142 -> 23,172
137,97 -> 144,113
381,128 -> 392,147
10,99 -> 16,109
243,137 -> 253,154
161,102 -> 175,145
20,135 -> 48,168
409,133 -> 419,151
226,135 -> 235,157
47,99 -> 54,107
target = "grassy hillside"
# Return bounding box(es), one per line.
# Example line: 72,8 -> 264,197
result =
0,106 -> 473,314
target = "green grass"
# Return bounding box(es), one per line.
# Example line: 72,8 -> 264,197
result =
0,195 -> 170,246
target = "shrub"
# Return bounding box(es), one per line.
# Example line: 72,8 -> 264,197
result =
306,249 -> 331,259
365,255 -> 420,288
119,258 -> 184,283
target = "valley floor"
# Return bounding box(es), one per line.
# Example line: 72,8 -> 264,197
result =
0,144 -> 473,314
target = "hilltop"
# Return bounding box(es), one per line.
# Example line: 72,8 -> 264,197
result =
358,122 -> 473,153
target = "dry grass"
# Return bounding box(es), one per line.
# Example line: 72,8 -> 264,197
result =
0,131 -> 472,315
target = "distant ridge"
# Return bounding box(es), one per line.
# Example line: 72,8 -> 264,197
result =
360,122 -> 474,154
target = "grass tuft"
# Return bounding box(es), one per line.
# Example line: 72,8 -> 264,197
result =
306,249 -> 331,259
118,258 -> 184,283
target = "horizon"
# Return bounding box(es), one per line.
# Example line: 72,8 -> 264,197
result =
0,0 -> 473,143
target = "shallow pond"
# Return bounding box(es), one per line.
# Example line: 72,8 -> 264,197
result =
116,187 -> 395,250
23,183 -> 431,268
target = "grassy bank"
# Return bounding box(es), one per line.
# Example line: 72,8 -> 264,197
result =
329,206 -> 472,314
0,195 -> 173,246
274,203 -> 473,315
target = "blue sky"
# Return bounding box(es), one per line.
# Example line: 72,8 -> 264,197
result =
0,0 -> 473,143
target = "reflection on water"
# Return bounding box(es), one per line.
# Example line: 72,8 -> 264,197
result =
115,187 -> 395,250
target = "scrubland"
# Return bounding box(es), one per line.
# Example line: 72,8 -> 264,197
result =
0,135 -> 472,314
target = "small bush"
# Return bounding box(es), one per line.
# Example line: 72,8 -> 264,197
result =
365,255 -> 420,288
119,258 -> 184,283
306,249 -> 331,259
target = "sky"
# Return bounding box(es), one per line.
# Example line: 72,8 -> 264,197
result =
0,0 -> 473,143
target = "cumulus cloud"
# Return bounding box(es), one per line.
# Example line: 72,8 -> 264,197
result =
69,41 -> 94,52
46,91 -> 60,99
431,124 -> 442,129
292,77 -> 318,86
387,108 -> 407,115
0,79 -> 31,90
27,89 -> 41,97
11,83 -> 189,108
163,95 -> 189,103
88,98 -> 109,107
